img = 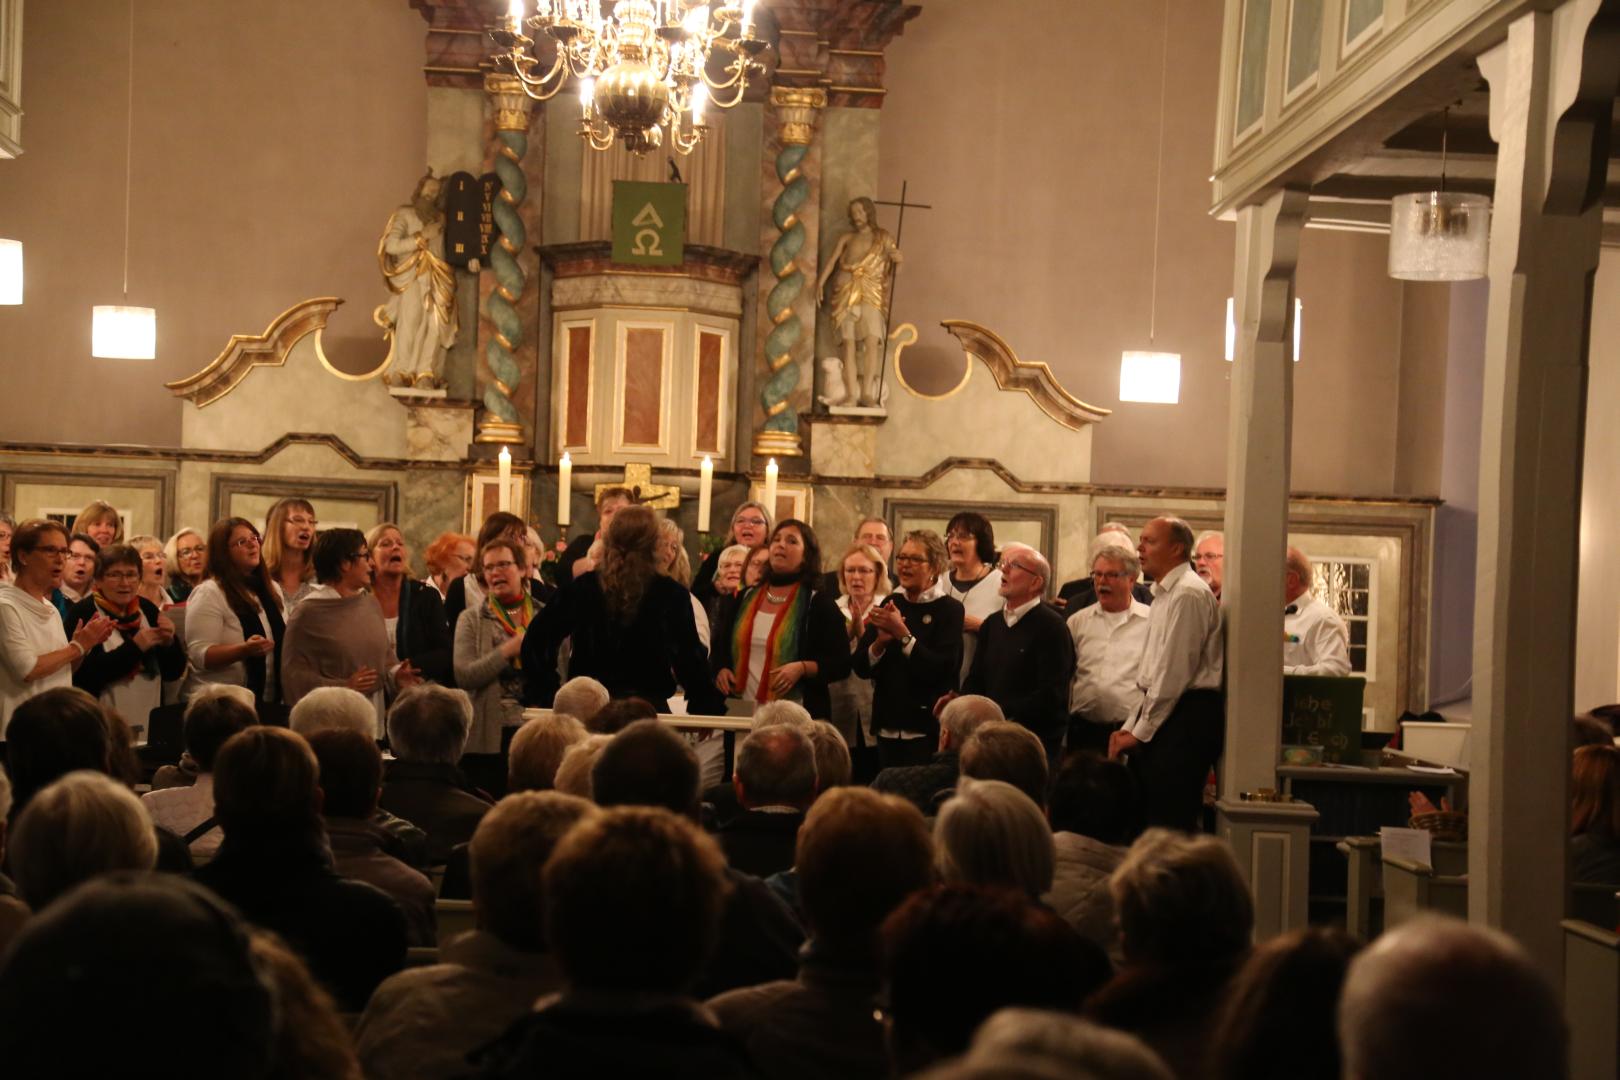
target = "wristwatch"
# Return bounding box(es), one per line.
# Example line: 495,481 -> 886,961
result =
899,633 -> 915,650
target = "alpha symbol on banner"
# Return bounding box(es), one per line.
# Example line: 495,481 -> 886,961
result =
631,203 -> 666,256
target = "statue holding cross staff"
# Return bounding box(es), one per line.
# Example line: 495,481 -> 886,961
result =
817,196 -> 903,408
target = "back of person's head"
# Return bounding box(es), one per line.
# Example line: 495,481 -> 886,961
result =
553,676 -> 610,728
1338,916 -> 1565,1080
882,884 -> 1110,1072
1574,713 -> 1614,748
1209,928 -> 1362,1080
1571,743 -> 1620,837
797,787 -> 932,956
807,720 -> 852,791
935,1009 -> 1174,1080
247,929 -> 365,1080
386,684 -> 473,764
543,806 -> 732,995
735,724 -> 818,810
753,699 -> 813,730
592,720 -> 702,817
940,694 -> 1004,747
4,688 -> 110,813
960,721 -> 1049,808
212,726 -> 321,837
509,712 -> 589,791
183,686 -> 257,771
588,696 -> 659,735
936,778 -> 1055,898
1110,829 -> 1253,972
1048,752 -> 1143,846
471,791 -> 599,952
289,686 -> 375,738
0,873 -> 278,1078
306,728 -> 382,820
0,762 -> 11,843
554,734 -> 613,799
10,771 -> 158,909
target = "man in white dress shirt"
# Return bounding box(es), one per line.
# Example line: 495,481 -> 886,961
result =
1192,530 -> 1224,602
1283,547 -> 1351,677
1109,516 -> 1223,831
1065,544 -> 1150,755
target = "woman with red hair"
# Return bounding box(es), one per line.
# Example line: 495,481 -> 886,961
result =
1572,743 -> 1620,886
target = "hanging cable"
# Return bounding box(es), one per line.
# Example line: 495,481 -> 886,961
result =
1148,0 -> 1171,343
122,0 -> 135,298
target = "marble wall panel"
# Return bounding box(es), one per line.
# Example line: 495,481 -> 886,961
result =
621,327 -> 667,447
696,331 -> 724,455
565,324 -> 594,448
807,420 -> 876,479
406,404 -> 475,462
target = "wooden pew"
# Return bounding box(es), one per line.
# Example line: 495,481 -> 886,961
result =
1381,854 -> 1466,928
1563,918 -> 1620,1080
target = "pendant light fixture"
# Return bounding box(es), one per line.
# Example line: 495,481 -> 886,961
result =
92,0 -> 155,359
1388,106 -> 1489,282
0,239 -> 20,305
1119,0 -> 1180,405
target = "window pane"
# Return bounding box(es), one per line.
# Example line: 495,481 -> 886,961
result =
1350,621 -> 1368,647
1286,0 -> 1322,93
1237,0 -> 1272,134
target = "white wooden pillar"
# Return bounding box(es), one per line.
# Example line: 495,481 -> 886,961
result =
1472,0 -> 1620,978
1216,187 -> 1314,940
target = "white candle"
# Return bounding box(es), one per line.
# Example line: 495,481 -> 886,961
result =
558,452 -> 572,528
508,0 -> 524,24
498,446 -> 512,512
698,455 -> 714,533
763,457 -> 778,520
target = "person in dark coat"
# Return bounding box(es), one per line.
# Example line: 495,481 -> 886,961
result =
367,524 -> 453,685
851,529 -> 964,770
524,506 -> 723,715
718,725 -> 817,879
66,544 -> 185,735
378,684 -> 494,864
192,726 -> 406,1012
872,694 -> 1004,815
713,519 -> 851,721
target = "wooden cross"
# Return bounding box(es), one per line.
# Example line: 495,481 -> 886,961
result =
594,461 -> 680,510
873,180 -> 932,389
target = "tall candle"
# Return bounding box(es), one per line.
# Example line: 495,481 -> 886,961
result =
763,457 -> 778,520
558,452 -> 572,528
698,455 -> 714,533
498,446 -> 512,512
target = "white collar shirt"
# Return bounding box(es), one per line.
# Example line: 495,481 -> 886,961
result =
1284,593 -> 1351,677
1125,561 -> 1223,742
1067,599 -> 1151,725
1001,595 -> 1043,629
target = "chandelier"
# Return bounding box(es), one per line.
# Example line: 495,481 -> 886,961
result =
491,0 -> 768,155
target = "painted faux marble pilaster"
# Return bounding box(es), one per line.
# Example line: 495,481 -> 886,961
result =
400,469 -> 470,577
428,86 -> 487,402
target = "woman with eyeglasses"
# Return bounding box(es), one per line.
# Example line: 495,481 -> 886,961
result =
423,531 -> 476,602
181,518 -> 284,708
64,544 -> 185,740
943,511 -> 1003,682
282,528 -> 420,736
368,522 -> 452,686
443,512 -> 548,638
692,501 -> 774,604
263,498 -> 318,616
852,530 -> 966,768
713,519 -> 850,720
163,527 -> 208,603
826,542 -> 891,772
0,513 -> 15,586
0,519 -> 115,733
455,536 -> 535,755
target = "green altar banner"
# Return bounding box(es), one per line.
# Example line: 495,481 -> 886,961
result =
1282,675 -> 1366,764
612,181 -> 686,267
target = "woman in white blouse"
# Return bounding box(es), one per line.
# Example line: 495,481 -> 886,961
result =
0,519 -> 114,734
181,518 -> 285,706
944,511 -> 1004,682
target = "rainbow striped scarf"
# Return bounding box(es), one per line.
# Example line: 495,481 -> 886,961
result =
731,582 -> 808,703
488,592 -> 534,671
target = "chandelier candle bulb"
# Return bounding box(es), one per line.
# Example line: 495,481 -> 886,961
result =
691,81 -> 708,125
698,455 -> 714,533
498,446 -> 513,513
763,457 -> 778,518
558,452 -> 572,527
508,0 -> 524,23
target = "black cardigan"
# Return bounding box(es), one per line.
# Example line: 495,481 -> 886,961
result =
961,602 -> 1076,740
65,595 -> 186,699
522,572 -> 725,715
392,578 -> 453,686
850,593 -> 965,737
710,583 -> 852,721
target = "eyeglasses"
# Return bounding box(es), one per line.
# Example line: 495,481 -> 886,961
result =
348,551 -> 372,562
1194,552 -> 1224,564
31,545 -> 68,558
997,560 -> 1037,576
735,515 -> 768,528
102,570 -> 141,583
177,544 -> 206,558
844,566 -> 877,576
286,515 -> 318,528
231,535 -> 261,549
1091,569 -> 1130,580
483,559 -> 518,573
893,554 -> 928,565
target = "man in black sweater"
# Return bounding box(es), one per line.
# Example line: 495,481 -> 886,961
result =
960,543 -> 1076,768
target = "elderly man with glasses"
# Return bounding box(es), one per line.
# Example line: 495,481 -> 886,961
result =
1065,544 -> 1151,756
958,542 -> 1075,767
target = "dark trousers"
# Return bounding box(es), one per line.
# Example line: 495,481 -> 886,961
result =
1066,714 -> 1120,758
877,735 -> 935,770
1130,689 -> 1224,833
1029,721 -> 1066,774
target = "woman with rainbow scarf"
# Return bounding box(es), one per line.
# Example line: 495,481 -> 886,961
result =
713,519 -> 851,721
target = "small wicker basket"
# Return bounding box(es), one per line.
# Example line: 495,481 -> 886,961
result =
1408,809 -> 1468,843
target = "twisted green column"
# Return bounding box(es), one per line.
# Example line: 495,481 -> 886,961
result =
754,88 -> 825,459
477,75 -> 531,444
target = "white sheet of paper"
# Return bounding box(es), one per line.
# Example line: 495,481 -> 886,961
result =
1381,826 -> 1433,869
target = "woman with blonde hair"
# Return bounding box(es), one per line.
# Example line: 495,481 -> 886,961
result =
0,512 -> 15,585
73,500 -> 123,548
655,516 -> 712,653
125,534 -> 173,611
163,527 -> 207,603
524,505 -> 723,715
693,500 -> 773,602
368,522 -> 452,685
262,498 -> 318,614
826,542 -> 889,764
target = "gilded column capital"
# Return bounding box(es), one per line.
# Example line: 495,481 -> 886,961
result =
770,87 -> 828,146
485,73 -> 533,134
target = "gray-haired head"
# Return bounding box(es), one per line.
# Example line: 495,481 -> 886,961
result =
386,684 -> 473,765
935,777 -> 1055,898
753,699 -> 813,731
940,694 -> 1005,749
553,676 -> 610,728
289,686 -> 376,739
735,724 -> 818,810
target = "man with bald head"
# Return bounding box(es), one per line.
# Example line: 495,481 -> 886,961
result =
1283,547 -> 1350,676
961,542 -> 1075,767
1109,516 -> 1222,831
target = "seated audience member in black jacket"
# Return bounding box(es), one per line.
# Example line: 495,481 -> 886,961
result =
367,523 -> 452,685
378,684 -> 494,865
851,530 -> 964,770
872,693 -> 1004,815
66,544 -> 185,736
960,542 -> 1076,767
719,725 -> 817,879
192,726 -> 406,1012
524,506 -> 723,715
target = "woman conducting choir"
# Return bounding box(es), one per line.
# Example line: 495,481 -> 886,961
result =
65,543 -> 185,739
368,522 -> 453,685
182,518 -> 284,708
453,536 -> 534,755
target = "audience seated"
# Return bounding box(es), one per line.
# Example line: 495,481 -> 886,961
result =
590,719 -> 805,998
308,727 -> 436,946
356,791 -> 597,1080
3,686 -> 111,818
959,718 -> 1050,810
193,725 -> 407,1012
1043,752 -> 1143,960
1209,928 -> 1361,1080
721,724 -> 818,878
468,807 -> 751,1079
587,695 -> 659,734
554,733 -> 613,798
916,1008 -> 1174,1080
873,693 -> 1002,814
290,684 -> 377,737
709,787 -> 934,1080
0,764 -> 25,953
1570,743 -> 1620,886
508,710 -> 589,791
379,684 -> 493,864
247,927 -> 371,1080
754,699 -> 813,729
552,675 -> 610,730
882,884 -> 1110,1075
1337,916 -> 1564,1080
935,777 -> 1055,900
141,684 -> 254,857
1087,829 -> 1254,1080
10,770 -> 157,910
806,719 -> 853,790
